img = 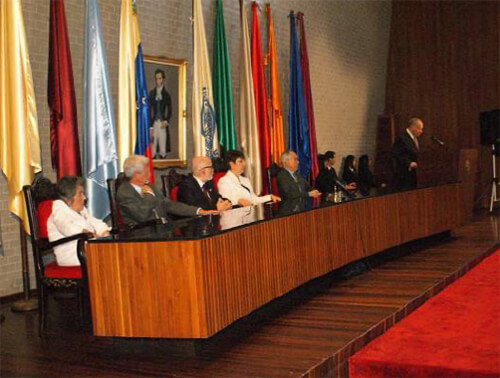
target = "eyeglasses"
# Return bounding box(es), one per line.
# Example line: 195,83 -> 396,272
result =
201,166 -> 214,170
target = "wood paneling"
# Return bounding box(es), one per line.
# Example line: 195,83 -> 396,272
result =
86,184 -> 463,339
385,1 -> 500,202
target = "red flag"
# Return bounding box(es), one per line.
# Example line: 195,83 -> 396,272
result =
48,0 -> 81,179
297,12 -> 319,186
251,2 -> 271,195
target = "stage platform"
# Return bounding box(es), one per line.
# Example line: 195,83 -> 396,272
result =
1,212 -> 498,378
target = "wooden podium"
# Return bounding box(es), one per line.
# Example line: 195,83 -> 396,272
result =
86,184 -> 464,339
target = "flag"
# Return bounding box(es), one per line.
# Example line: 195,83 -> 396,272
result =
0,0 -> 42,233
117,0 -> 153,181
83,0 -> 119,219
48,0 -> 82,179
251,2 -> 271,194
298,12 -> 319,185
192,0 -> 219,158
266,4 -> 285,165
288,11 -> 310,179
239,0 -> 261,194
212,0 -> 236,154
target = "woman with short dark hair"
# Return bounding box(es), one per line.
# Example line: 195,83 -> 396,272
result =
47,176 -> 110,266
218,150 -> 280,206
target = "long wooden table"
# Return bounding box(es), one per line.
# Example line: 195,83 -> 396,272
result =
86,183 -> 464,338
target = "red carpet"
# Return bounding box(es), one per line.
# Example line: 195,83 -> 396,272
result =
349,249 -> 500,378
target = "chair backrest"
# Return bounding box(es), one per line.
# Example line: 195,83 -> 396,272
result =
266,163 -> 282,195
107,172 -> 127,229
23,185 -> 46,279
213,172 -> 225,191
37,201 -> 54,239
161,174 -> 170,198
170,185 -> 179,202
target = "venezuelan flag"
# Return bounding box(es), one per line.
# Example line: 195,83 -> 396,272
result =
117,0 -> 153,181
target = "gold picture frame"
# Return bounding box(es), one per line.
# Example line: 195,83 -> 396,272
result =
143,55 -> 187,169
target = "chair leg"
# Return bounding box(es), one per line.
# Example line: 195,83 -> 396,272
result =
38,285 -> 48,337
77,287 -> 85,319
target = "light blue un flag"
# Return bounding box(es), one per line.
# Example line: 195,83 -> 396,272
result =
83,0 -> 119,220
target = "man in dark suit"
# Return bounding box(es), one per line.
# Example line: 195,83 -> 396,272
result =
117,155 -> 216,226
392,118 -> 424,191
277,150 -> 321,200
316,151 -> 357,193
177,156 -> 232,211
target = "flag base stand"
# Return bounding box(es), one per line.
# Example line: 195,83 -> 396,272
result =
11,224 -> 38,312
11,298 -> 38,312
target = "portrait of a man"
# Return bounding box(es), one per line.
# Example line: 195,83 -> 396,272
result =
149,69 -> 172,159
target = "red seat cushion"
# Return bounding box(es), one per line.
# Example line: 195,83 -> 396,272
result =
170,186 -> 179,202
44,261 -> 82,279
213,172 -> 225,191
37,200 -> 54,239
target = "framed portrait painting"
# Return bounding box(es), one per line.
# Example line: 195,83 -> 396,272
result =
143,55 -> 187,169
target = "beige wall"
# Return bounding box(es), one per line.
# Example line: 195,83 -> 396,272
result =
0,0 -> 391,297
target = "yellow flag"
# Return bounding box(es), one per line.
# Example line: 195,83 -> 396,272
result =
266,4 -> 285,165
0,0 -> 42,234
117,0 -> 140,170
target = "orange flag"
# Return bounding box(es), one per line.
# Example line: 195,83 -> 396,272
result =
266,4 -> 285,165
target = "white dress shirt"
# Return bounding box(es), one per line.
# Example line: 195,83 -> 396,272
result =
47,200 -> 110,266
217,170 -> 272,206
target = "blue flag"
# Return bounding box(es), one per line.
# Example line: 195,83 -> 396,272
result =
288,12 -> 310,179
83,0 -> 119,219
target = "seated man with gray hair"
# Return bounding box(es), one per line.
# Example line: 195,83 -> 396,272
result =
117,155 -> 215,226
276,150 -> 321,200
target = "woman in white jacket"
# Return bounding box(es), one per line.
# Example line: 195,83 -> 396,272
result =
47,177 -> 110,266
217,150 -> 281,207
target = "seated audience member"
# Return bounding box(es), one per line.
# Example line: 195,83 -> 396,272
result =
277,150 -> 321,200
342,155 -> 358,185
117,155 -> 215,225
47,177 -> 110,266
315,151 -> 356,193
358,154 -> 377,196
177,156 -> 232,211
218,150 -> 281,206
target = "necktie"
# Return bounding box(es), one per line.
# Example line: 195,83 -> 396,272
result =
413,136 -> 419,150
293,172 -> 302,193
202,184 -> 212,202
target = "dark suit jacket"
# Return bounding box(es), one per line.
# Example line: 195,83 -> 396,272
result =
392,130 -> 420,190
116,181 -> 198,226
277,169 -> 312,200
342,168 -> 358,185
315,167 -> 340,193
176,175 -> 221,210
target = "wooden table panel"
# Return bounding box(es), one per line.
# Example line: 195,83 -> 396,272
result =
86,183 -> 462,338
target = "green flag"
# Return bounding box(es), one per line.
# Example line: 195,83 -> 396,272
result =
212,0 -> 236,154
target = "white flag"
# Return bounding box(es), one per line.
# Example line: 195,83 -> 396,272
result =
192,0 -> 219,158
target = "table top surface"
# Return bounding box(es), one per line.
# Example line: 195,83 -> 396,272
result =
89,183 -> 457,243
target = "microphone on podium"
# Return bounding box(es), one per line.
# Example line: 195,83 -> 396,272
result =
333,178 -> 356,198
430,135 -> 445,146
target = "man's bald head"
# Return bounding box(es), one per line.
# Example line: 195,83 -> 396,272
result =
192,156 -> 214,182
408,118 -> 424,137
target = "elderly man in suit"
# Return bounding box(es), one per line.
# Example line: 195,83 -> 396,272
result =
177,156 -> 232,211
277,150 -> 321,200
117,155 -> 216,226
392,118 -> 424,191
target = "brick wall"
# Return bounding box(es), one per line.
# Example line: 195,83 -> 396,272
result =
0,0 -> 391,296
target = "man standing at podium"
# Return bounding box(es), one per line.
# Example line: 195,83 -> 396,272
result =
392,118 -> 424,190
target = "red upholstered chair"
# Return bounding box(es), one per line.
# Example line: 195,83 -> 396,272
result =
170,185 -> 179,202
106,172 -> 128,230
23,185 -> 90,335
213,171 -> 225,191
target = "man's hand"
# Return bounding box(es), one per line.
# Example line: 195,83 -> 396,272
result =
270,195 -> 281,202
308,190 -> 321,198
142,185 -> 154,195
238,198 -> 252,207
216,198 -> 232,211
199,209 -> 219,216
409,162 -> 418,170
346,183 -> 357,190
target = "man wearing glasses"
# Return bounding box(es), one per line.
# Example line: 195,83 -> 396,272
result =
177,156 -> 232,211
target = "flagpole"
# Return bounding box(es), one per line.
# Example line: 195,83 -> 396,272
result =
11,224 -> 38,312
